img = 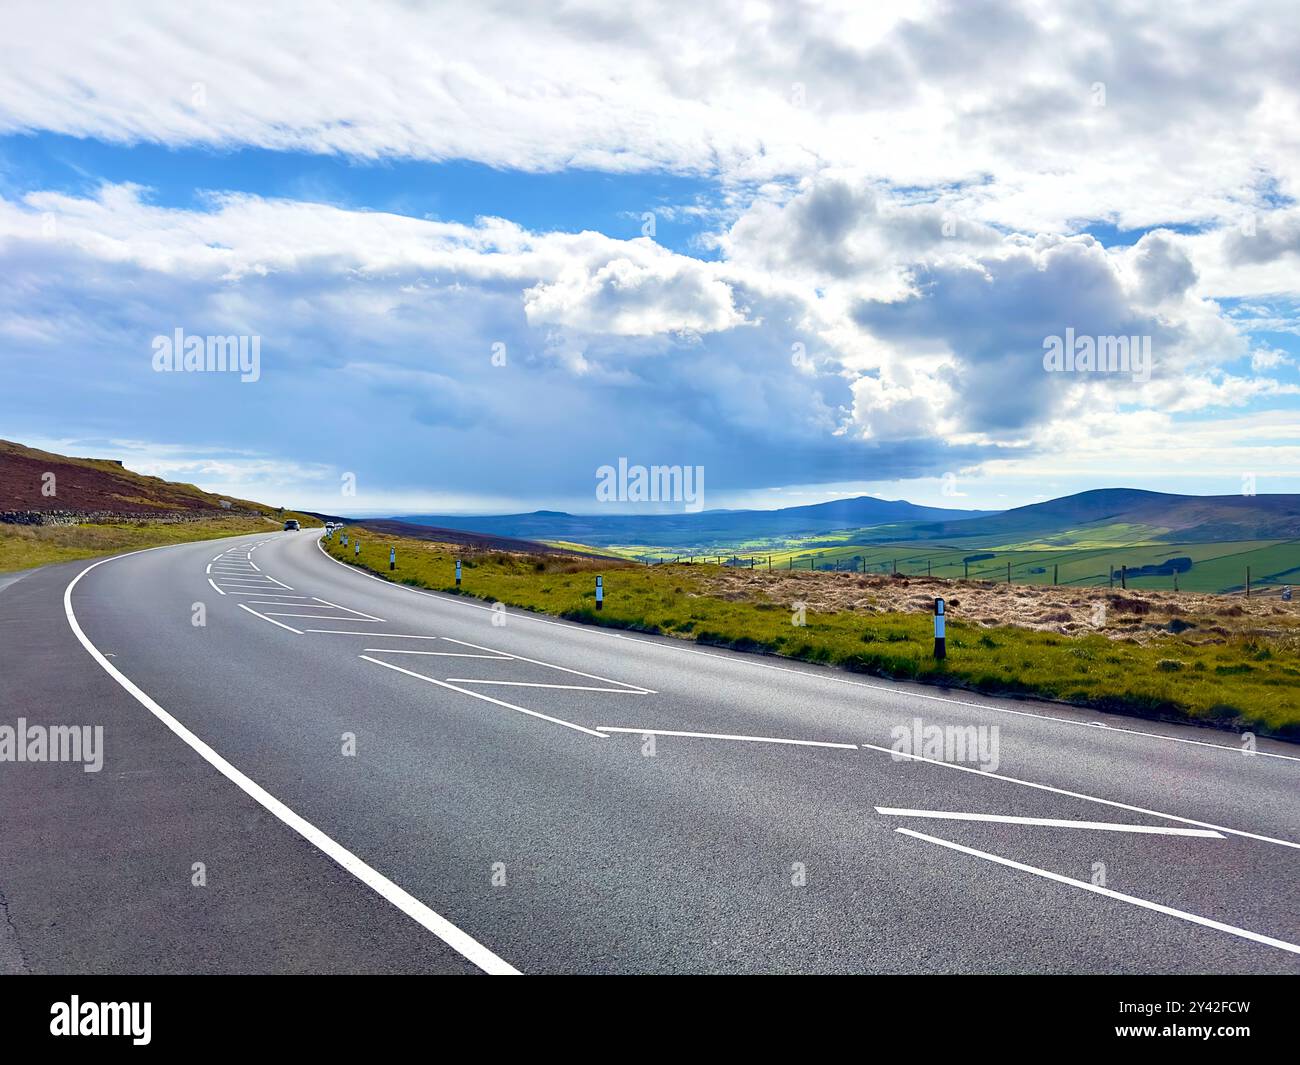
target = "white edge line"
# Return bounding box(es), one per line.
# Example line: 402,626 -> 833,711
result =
313,538 -> 1299,764
64,549 -> 519,975
860,741 -> 1300,851
597,726 -> 858,750
896,827 -> 1300,956
207,578 -> 226,596
360,655 -> 609,739
237,603 -> 304,634
874,807 -> 1225,837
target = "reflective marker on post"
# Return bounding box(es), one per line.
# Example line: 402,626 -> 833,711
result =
596,574 -> 604,611
455,559 -> 462,587
933,597 -> 946,659
355,540 -> 360,557
390,546 -> 396,571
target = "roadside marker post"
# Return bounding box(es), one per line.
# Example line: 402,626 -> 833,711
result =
355,541 -> 360,557
596,574 -> 604,611
342,534 -> 348,547
933,598 -> 946,660
455,559 -> 462,588
390,547 -> 396,571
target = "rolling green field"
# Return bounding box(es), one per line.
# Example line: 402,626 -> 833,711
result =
329,526 -> 1300,739
601,535 -> 1300,595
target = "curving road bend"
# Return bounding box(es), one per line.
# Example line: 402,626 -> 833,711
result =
1,528 -> 1297,974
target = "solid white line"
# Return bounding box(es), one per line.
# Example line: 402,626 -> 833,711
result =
237,604 -> 303,634
64,551 -> 518,975
360,655 -> 609,739
441,637 -> 656,694
859,741 -> 1300,851
597,726 -> 858,750
247,560 -> 261,572
307,630 -> 443,639
364,650 -> 513,659
314,539 -> 1300,765
312,595 -> 385,622
874,807 -> 1224,838
205,563 -> 211,574
446,679 -> 652,693
896,828 -> 1300,956
207,578 -> 226,596
263,574 -> 295,590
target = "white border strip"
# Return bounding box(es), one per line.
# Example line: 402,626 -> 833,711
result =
65,545 -> 519,975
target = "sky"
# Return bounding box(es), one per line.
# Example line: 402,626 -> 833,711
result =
1,0 -> 1299,516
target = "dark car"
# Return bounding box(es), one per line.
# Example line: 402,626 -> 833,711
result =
283,519 -> 300,531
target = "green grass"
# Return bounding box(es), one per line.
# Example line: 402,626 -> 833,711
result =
0,513 -> 321,572
329,527 -> 1300,740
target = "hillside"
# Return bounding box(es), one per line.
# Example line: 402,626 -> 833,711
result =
0,439 -> 308,519
906,488 -> 1300,545
0,439 -> 319,572
396,495 -> 995,550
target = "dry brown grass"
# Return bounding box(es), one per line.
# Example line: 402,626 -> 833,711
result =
693,567 -> 1300,647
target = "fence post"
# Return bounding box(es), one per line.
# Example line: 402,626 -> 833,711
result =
1007,562 -> 1011,584
1121,565 -> 1127,590
1246,567 -> 1251,599
964,560 -> 969,579
1053,563 -> 1058,586
933,598 -> 946,659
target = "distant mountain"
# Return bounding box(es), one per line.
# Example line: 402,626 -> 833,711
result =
907,489 -> 1300,544
395,496 -> 996,549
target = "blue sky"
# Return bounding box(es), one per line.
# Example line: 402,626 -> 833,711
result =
2,1 -> 1298,516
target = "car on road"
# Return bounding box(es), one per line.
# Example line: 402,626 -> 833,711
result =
283,519 -> 300,530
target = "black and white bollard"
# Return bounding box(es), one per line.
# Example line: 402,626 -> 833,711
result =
455,559 -> 462,588
390,546 -> 396,571
933,597 -> 946,659
342,534 -> 348,547
355,540 -> 360,557
595,574 -> 603,610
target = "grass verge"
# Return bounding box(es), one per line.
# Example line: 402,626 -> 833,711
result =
0,514 -> 319,573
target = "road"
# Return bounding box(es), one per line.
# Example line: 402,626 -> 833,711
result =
1,528 -> 1297,974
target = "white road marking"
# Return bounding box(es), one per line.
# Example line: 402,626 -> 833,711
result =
875,807 -> 1225,838
311,595 -> 385,622
307,630 -> 444,639
896,827 -> 1300,956
441,637 -> 655,693
225,593 -> 314,599
363,649 -> 513,659
237,604 -> 303,634
597,726 -> 858,750
314,539 -> 1300,764
263,613 -> 382,621
263,574 -> 295,590
446,679 -> 652,693
65,550 -> 519,975
207,578 -> 226,596
859,741 -> 1300,851
360,655 -> 609,738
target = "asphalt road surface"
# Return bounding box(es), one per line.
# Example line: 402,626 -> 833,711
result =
1,529 -> 1297,974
